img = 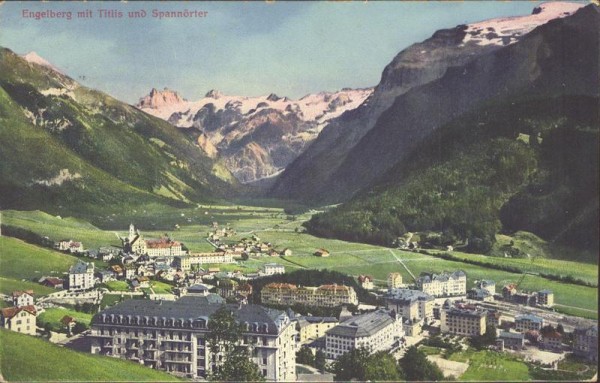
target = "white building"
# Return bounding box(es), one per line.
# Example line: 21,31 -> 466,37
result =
56,240 -> 84,253
387,273 -> 403,289
90,297 -> 296,381
384,289 -> 434,322
325,309 -> 404,360
189,252 -> 234,265
12,290 -> 34,307
261,263 -> 285,276
416,270 -> 466,297
68,260 -> 95,291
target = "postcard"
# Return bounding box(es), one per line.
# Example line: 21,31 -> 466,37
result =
0,1 -> 597,382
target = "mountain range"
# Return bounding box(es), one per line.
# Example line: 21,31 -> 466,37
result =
300,2 -> 599,252
0,2 -> 597,254
270,1 -> 593,203
137,87 -> 372,183
0,48 -> 237,217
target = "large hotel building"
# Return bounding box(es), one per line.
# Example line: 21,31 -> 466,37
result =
89,297 -> 296,381
261,283 -> 358,307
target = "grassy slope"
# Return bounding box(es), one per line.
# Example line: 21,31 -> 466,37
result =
0,329 -> 179,381
0,47 -> 236,218
0,236 -> 89,279
37,308 -> 94,332
2,210 -> 121,248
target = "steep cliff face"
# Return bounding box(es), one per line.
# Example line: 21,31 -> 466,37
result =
138,88 -> 372,183
269,2 -> 589,202
301,4 -> 599,253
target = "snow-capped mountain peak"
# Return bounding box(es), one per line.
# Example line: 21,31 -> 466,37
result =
462,1 -> 585,47
136,87 -> 373,183
21,51 -> 64,74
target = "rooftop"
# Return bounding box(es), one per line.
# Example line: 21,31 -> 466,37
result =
70,260 -> 94,274
418,270 -> 466,283
515,314 -> 544,323
499,331 -> 524,340
1,305 -> 37,318
92,296 -> 286,334
326,309 -> 399,338
385,288 -> 434,302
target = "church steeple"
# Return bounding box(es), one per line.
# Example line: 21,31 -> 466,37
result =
128,223 -> 136,242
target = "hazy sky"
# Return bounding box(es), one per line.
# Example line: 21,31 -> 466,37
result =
0,1 -> 553,104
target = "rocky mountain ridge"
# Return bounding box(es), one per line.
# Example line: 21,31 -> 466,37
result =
269,1 -> 589,202
137,87 -> 372,183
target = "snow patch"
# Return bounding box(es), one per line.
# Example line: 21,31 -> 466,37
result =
21,51 -> 64,74
33,169 -> 82,186
462,2 -> 585,47
138,88 -> 373,127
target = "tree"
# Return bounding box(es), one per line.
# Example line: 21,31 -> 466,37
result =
556,324 -> 565,334
207,306 -> 265,382
297,346 -> 315,366
471,324 -> 497,349
332,348 -> 370,381
314,349 -> 327,372
363,352 -> 402,381
400,346 -> 444,381
72,322 -> 87,335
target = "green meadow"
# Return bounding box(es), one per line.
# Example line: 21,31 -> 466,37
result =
0,329 -> 180,381
2,208 -> 597,319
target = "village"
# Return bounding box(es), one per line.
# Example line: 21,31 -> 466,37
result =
1,221 -> 597,381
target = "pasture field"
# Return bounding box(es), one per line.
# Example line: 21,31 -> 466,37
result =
2,210 -> 120,248
448,350 -> 530,381
2,207 -> 597,319
0,276 -> 55,296
38,308 -> 94,332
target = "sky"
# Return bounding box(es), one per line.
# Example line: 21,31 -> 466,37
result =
0,1 -> 554,104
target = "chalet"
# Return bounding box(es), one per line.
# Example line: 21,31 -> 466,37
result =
541,331 -> 563,351
280,248 -> 293,256
357,275 -> 374,290
12,290 -> 34,307
96,270 -> 116,283
134,276 -> 150,288
314,249 -> 330,257
110,265 -> 125,279
61,315 -> 76,335
1,305 -> 37,335
56,240 -> 84,254
40,277 -> 64,289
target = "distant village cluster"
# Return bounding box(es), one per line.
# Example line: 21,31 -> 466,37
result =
1,222 -> 597,381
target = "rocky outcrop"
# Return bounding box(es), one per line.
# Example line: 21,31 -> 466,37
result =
137,88 -> 186,109
137,88 -> 372,183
